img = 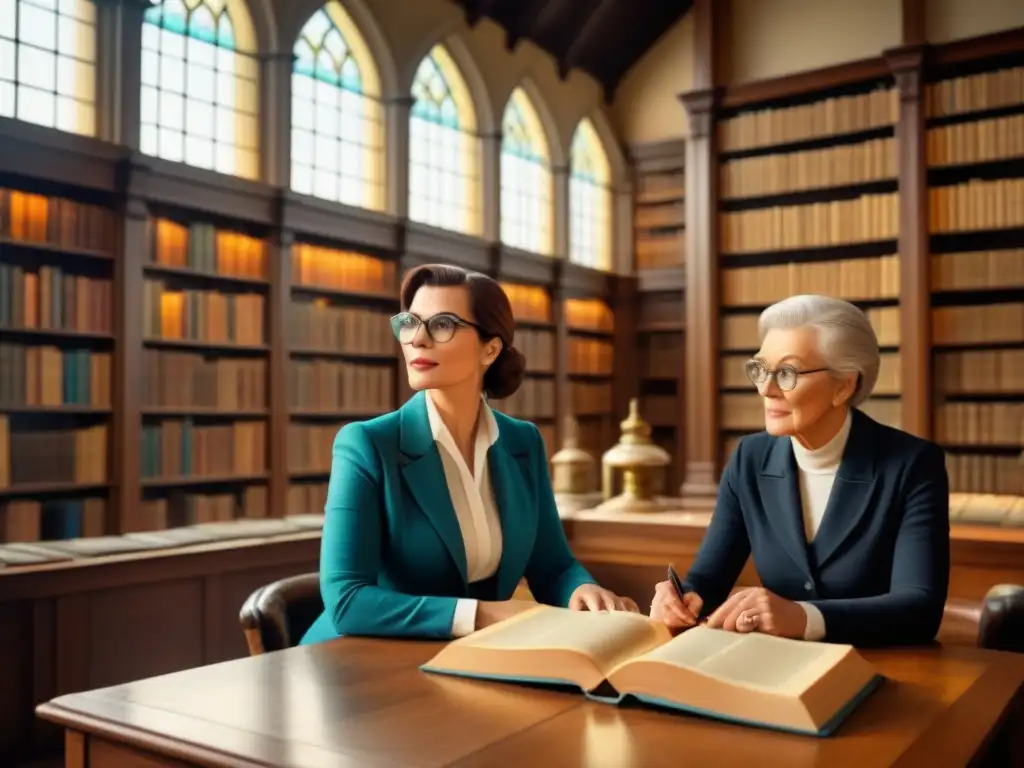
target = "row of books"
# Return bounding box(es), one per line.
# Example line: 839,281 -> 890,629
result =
0,421 -> 108,488
718,86 -> 897,151
925,65 -> 1023,117
151,219 -> 268,279
933,304 -> 1024,345
492,379 -> 557,419
929,178 -> 1024,233
289,360 -> 394,414
722,255 -> 899,307
926,114 -> 1024,167
935,349 -> 1024,394
932,249 -> 1024,291
139,420 -> 266,479
720,193 -> 899,254
0,264 -> 113,334
721,138 -> 896,199
721,306 -> 901,351
290,301 -> 394,354
138,486 -> 270,531
0,188 -> 115,253
142,350 -> 267,411
144,281 -> 266,346
638,335 -> 685,380
934,403 -> 1024,448
946,455 -> 1022,497
568,338 -> 614,376
0,344 -> 111,408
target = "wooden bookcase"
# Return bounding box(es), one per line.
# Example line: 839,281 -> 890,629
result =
0,186 -> 117,541
563,293 -> 617,461
630,140 -> 687,492
715,72 -> 904,465
925,50 -> 1024,499
138,214 -> 272,527
494,280 -> 558,457
286,242 -> 399,516
0,124 -> 631,546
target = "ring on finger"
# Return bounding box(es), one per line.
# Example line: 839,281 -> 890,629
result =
739,610 -> 758,628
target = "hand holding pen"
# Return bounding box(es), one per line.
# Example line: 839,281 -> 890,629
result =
649,564 -> 704,632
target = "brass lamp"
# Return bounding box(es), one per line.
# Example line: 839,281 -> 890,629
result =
595,398 -> 672,513
551,416 -> 603,516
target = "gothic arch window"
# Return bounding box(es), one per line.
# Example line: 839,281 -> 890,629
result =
291,2 -> 384,210
0,0 -> 98,136
140,0 -> 259,179
408,45 -> 480,234
500,87 -> 552,255
569,118 -> 612,271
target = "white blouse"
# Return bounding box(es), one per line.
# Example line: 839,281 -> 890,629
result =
424,394 -> 503,636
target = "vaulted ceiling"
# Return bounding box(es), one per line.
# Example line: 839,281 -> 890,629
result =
451,0 -> 693,101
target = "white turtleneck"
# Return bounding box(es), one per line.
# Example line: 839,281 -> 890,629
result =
791,410 -> 852,642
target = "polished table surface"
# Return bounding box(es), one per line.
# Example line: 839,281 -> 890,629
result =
36,637 -> 1024,768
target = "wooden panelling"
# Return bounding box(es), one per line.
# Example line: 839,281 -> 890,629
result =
0,535 -> 319,765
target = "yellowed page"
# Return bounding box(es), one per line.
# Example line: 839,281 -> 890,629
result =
467,605 -> 672,675
625,627 -> 849,695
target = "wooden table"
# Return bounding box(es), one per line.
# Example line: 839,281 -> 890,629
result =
36,638 -> 1024,767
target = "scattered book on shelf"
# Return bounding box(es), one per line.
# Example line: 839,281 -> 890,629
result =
421,605 -> 881,737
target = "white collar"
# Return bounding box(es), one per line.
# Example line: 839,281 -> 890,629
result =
791,410 -> 852,474
424,393 -> 499,448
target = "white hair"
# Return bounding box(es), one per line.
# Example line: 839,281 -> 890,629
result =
757,294 -> 880,408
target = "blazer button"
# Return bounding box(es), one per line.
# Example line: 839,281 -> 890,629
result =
804,581 -> 813,591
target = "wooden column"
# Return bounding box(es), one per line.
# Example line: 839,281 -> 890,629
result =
677,0 -> 725,498
552,263 -> 570,450
259,52 -> 295,188
887,45 -> 931,439
677,90 -> 721,497
94,0 -> 147,147
267,223 -> 293,517
112,188 -> 147,531
610,275 -> 638,421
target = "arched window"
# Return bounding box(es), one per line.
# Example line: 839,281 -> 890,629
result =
408,45 -> 480,235
140,0 -> 259,179
291,3 -> 384,210
0,0 -> 97,136
500,88 -> 552,255
569,118 -> 612,271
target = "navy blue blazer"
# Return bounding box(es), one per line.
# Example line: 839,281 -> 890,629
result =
684,408 -> 950,647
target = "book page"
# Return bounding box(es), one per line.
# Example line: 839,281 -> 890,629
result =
469,606 -> 671,674
633,627 -> 841,692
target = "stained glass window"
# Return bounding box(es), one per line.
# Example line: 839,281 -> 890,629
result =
291,3 -> 384,210
140,0 -> 259,179
408,45 -> 480,234
0,0 -> 97,136
569,119 -> 612,270
500,88 -> 552,255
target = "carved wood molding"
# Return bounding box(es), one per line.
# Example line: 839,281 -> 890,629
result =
677,88 -> 720,140
885,45 -> 927,101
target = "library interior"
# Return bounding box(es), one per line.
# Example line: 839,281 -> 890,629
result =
0,0 -> 1023,765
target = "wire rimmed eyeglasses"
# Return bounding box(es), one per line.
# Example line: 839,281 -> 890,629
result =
744,359 -> 831,392
390,311 -> 485,344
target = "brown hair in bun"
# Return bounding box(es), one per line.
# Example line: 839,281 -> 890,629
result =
399,264 -> 526,400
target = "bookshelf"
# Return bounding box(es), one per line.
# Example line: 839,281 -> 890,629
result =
715,74 -> 903,465
139,214 -> 272,528
630,140 -> 687,492
0,185 -> 116,541
563,295 -> 617,460
495,281 -> 558,457
926,52 -> 1024,498
287,243 -> 399,517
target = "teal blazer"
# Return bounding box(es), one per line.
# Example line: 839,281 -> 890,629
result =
299,391 -> 596,644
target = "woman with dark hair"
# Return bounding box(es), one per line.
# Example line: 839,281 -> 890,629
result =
300,264 -> 636,644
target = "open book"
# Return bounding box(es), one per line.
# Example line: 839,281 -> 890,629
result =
421,605 -> 882,736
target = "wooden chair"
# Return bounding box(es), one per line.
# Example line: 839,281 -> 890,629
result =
239,576 -> 1024,656
239,572 -> 323,655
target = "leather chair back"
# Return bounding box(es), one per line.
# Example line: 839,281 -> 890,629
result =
240,573 -> 323,655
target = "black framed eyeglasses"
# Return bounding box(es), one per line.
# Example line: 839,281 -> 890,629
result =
390,311 -> 484,344
744,359 -> 830,392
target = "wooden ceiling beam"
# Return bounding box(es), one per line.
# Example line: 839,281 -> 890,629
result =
560,0 -> 619,78
503,0 -> 549,50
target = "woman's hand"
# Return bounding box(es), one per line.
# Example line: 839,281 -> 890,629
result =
650,581 -> 703,632
569,584 -> 640,613
705,587 -> 807,639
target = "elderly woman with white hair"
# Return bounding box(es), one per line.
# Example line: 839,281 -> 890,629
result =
650,295 -> 950,646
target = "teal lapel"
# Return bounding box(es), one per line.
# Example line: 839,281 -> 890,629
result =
487,426 -> 535,599
398,391 -> 468,583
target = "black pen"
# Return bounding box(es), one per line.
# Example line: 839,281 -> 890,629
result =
667,564 -> 699,624
667,564 -> 686,600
